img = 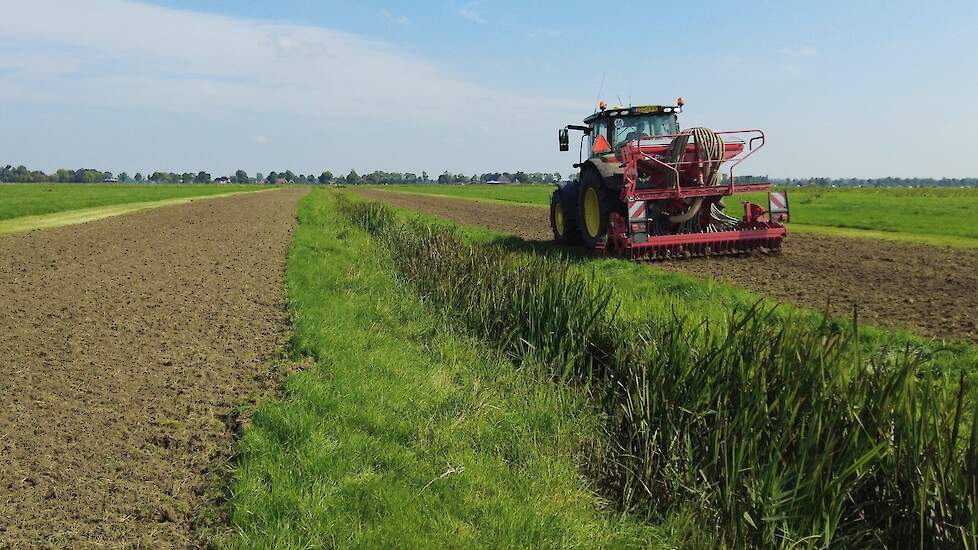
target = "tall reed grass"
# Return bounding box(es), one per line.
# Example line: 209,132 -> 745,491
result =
337,195 -> 977,548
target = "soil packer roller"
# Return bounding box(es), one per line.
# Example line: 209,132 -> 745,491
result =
552,99 -> 788,259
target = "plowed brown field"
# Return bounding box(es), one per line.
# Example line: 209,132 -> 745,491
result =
0,188 -> 305,548
355,189 -> 978,343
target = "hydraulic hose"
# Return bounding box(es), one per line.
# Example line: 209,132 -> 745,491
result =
668,198 -> 703,224
666,127 -> 724,224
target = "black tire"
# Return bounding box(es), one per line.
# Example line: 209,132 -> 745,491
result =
577,169 -> 608,248
550,188 -> 580,245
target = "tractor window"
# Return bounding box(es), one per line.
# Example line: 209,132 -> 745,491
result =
612,115 -> 679,148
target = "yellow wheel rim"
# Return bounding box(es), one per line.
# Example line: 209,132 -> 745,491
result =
584,187 -> 601,237
554,202 -> 565,236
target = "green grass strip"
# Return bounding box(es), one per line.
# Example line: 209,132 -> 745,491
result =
0,183 -> 266,221
0,188 -> 274,235
364,184 -> 552,208
363,186 -> 549,209
785,222 -> 978,249
222,190 -> 664,548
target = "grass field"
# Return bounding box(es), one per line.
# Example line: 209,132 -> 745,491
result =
377,183 -> 552,207
0,183 -> 261,221
223,191 -> 665,548
741,186 -> 978,244
331,190 -> 978,547
374,184 -> 978,247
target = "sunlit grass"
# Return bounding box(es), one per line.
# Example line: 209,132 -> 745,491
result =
223,190 -> 666,548
741,187 -> 978,239
341,193 -> 978,548
367,183 -> 551,207
0,183 -> 261,221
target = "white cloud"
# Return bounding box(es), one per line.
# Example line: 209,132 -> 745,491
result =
0,0 -> 580,125
382,9 -> 409,26
779,46 -> 817,58
459,0 -> 488,24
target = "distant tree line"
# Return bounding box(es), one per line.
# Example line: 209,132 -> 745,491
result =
0,165 -> 111,183
737,175 -> 978,188
0,164 -> 565,185
5,163 -> 974,187
335,170 -> 563,185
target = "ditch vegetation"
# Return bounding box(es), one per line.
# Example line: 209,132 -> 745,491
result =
338,194 -> 978,549
224,191 -> 661,548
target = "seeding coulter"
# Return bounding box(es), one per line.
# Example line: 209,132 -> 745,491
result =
552,100 -> 788,259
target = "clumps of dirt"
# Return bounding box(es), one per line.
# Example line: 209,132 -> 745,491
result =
356,189 -> 978,344
0,188 -> 306,548
655,234 -> 978,343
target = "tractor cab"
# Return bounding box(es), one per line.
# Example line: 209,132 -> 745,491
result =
585,105 -> 680,156
558,103 -> 681,160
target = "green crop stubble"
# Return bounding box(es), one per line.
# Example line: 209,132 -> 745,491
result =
340,193 -> 978,549
223,190 -> 663,548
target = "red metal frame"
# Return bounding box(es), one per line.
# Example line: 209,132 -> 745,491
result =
599,129 -> 786,258
599,219 -> 785,259
627,182 -> 773,201
618,129 -> 768,201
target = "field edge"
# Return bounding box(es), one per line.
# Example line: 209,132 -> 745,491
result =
0,187 -> 279,235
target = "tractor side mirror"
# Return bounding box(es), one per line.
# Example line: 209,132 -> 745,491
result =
558,128 -> 569,151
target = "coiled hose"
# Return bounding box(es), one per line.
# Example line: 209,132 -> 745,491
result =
665,127 -> 725,224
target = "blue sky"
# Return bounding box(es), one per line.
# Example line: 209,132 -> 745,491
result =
1,0 -> 976,178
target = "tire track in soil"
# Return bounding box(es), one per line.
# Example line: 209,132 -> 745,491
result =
0,188 -> 306,548
355,189 -> 978,344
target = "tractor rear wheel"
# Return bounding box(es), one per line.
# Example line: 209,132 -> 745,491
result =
550,189 -> 580,244
577,170 -> 608,248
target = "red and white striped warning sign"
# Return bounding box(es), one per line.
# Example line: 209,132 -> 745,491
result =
628,200 -> 647,220
768,191 -> 789,221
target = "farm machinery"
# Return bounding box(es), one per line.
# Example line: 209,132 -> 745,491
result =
552,99 -> 788,259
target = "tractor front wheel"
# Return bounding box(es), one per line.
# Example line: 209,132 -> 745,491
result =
577,170 -> 608,248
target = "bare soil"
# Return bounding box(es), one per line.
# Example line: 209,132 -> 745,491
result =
0,188 -> 305,548
355,189 -> 978,343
